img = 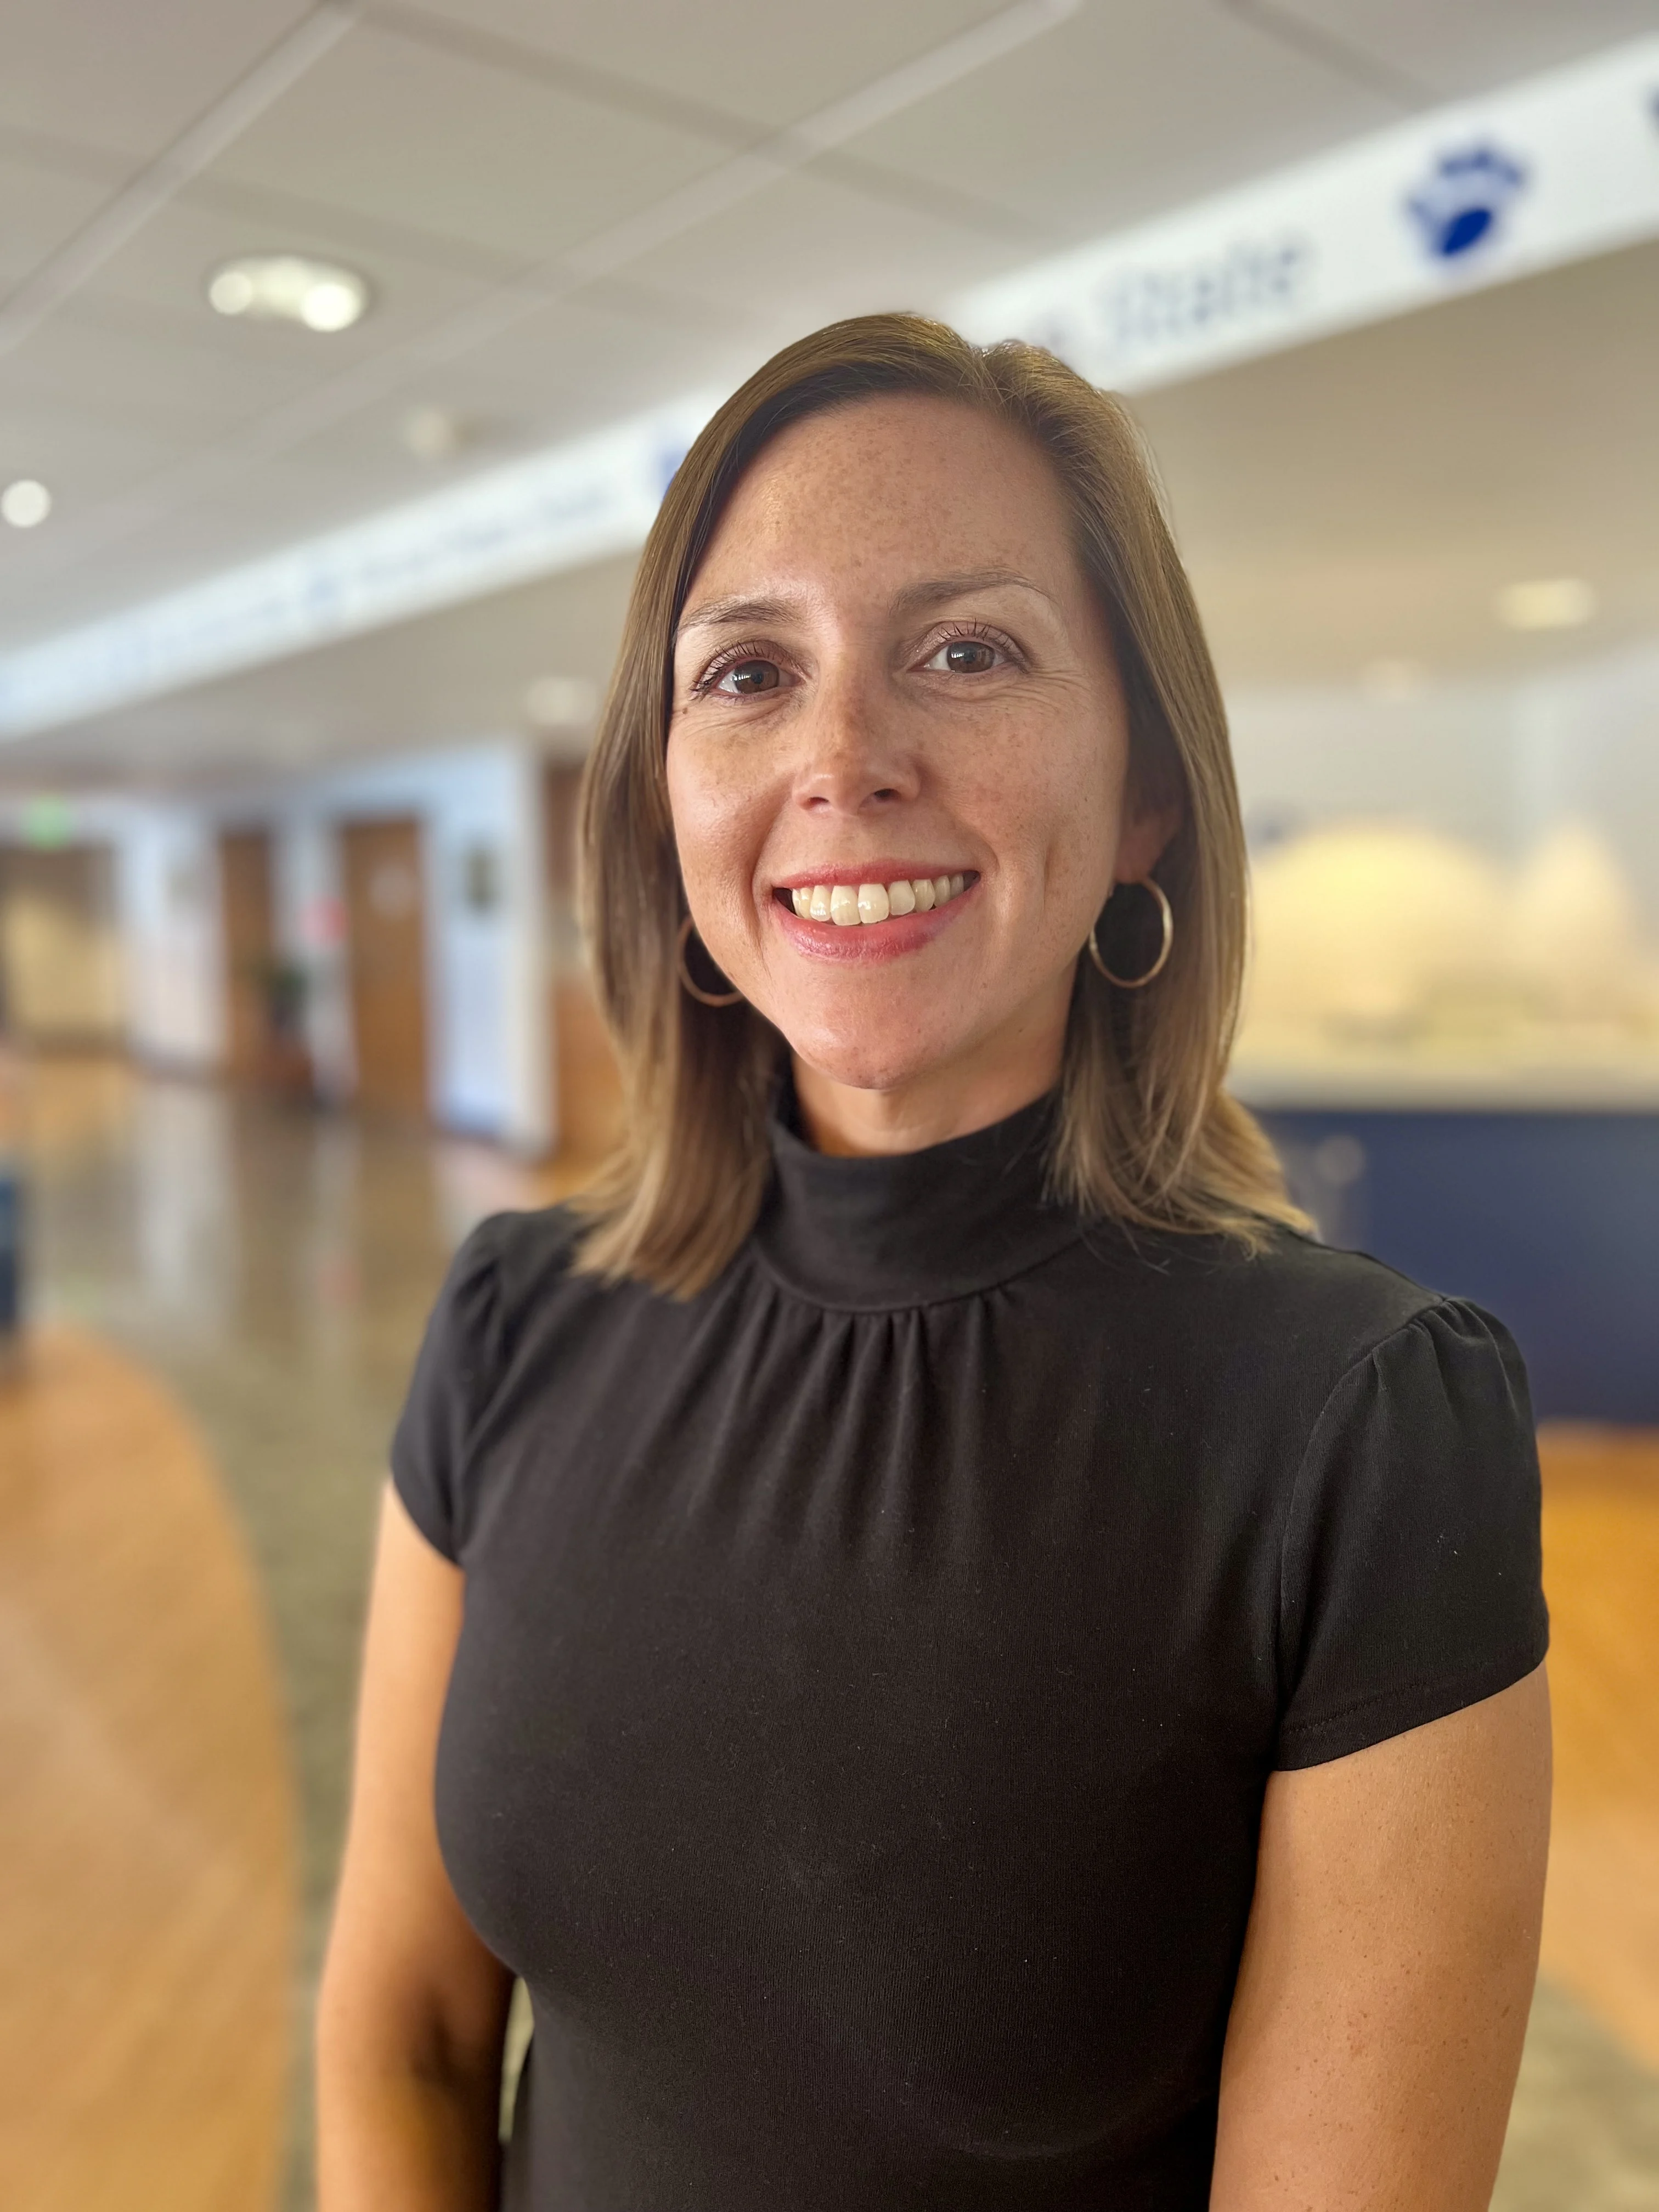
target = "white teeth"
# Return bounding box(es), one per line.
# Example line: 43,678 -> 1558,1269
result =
786,873 -> 968,924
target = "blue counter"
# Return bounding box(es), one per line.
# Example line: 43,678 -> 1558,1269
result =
1260,1109 -> 1659,1425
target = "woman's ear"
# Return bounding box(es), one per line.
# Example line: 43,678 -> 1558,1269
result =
1113,797 -> 1183,885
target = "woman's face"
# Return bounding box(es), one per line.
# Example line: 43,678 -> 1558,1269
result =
666,393 -> 1169,1121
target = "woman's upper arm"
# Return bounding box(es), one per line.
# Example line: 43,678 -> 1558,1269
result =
1212,1664 -> 1551,2211
319,1482 -> 511,2073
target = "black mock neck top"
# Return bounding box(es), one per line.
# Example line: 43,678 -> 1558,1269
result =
393,1094 -> 1547,2211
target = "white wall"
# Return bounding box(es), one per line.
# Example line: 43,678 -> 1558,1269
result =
117,807 -> 227,1070
245,740 -> 552,1153
0,795 -> 225,1069
1514,641 -> 1659,936
1227,647 -> 1659,938
1228,682 -> 1520,852
268,811 -> 353,1102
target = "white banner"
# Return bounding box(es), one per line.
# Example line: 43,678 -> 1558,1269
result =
0,394 -> 716,739
953,35 -> 1659,390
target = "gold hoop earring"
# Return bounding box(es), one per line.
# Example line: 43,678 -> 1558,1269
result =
676,916 -> 743,1007
1087,877 -> 1173,989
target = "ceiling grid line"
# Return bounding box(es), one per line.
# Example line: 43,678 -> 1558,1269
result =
365,0 -> 1058,245
1212,0 -> 1435,110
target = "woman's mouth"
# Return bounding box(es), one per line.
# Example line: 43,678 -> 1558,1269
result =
774,871 -> 973,927
768,868 -> 978,964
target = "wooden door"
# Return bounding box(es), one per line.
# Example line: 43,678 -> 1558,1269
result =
342,818 -> 430,1119
0,844 -> 123,1045
219,830 -> 274,1081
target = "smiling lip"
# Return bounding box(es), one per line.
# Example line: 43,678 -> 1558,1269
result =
769,867 -> 979,963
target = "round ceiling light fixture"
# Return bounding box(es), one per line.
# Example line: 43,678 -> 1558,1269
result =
207,253 -> 371,332
1,478 -> 52,528
402,404 -> 466,461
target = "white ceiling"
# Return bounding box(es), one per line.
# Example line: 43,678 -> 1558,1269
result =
1,0 -> 1656,784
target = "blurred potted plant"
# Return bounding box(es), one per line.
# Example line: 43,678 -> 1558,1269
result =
257,955 -> 314,1099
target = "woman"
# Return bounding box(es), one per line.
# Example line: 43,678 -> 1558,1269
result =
317,314 -> 1550,2211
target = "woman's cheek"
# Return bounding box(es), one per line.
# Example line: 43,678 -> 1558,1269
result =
670,765 -> 774,946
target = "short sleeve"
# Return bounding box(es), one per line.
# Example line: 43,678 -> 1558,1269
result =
390,1218 -> 506,1564
1276,1298 -> 1549,1769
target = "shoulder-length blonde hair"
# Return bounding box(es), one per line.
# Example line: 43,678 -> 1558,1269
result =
574,311 -> 1298,1295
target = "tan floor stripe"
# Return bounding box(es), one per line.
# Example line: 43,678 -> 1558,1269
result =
1538,1427 -> 1659,2072
0,1326 -> 296,2212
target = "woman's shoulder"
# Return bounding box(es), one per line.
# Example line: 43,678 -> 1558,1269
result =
405,1203 -> 600,1409
1079,1211 -> 1436,1319
457,1200 -> 586,1304
392,1204 -> 613,1562
1067,1217 -> 1525,1432
1198,1223 -> 1451,1351
1062,1223 -> 1547,1765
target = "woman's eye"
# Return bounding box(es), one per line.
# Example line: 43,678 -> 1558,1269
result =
927,637 -> 1002,675
717,657 -> 781,695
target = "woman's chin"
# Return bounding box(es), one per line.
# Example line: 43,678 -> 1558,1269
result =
785,1021 -> 963,1100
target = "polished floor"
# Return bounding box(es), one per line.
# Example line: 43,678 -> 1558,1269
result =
0,1325 -> 294,2212
3,1056 -> 1657,2210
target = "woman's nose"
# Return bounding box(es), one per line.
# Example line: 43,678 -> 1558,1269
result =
793,670 -> 921,815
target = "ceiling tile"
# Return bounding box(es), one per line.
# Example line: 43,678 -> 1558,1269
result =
0,149 -> 115,284
211,20 -> 731,264
0,0 -> 319,162
619,168 -> 1034,348
1270,1 -> 1659,101
391,0 -> 1011,134
369,286 -> 744,449
0,295 -> 312,437
837,0 -> 1394,240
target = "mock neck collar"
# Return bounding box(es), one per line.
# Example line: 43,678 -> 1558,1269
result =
753,1088 -> 1083,1311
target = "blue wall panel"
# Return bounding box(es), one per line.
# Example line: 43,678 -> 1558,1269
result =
1260,1110 -> 1659,1425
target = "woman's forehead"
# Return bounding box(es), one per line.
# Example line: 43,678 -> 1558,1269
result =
690,393 -> 1080,609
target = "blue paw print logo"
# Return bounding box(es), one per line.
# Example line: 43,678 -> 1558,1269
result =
1407,144 -> 1528,260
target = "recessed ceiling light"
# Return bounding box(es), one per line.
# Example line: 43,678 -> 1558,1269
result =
1495,577 -> 1596,631
207,253 -> 371,332
1,478 -> 52,528
402,404 -> 466,461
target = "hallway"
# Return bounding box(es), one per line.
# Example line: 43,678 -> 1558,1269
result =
2,1058 -> 1657,2209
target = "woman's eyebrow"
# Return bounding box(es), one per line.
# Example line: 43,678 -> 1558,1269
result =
891,569 -> 1062,617
676,591 -> 802,638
